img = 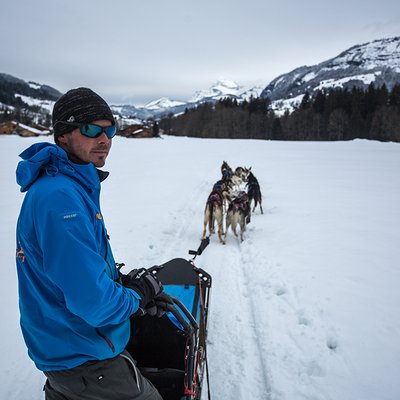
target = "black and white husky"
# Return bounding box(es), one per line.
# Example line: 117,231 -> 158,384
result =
221,160 -> 233,180
246,169 -> 263,214
230,166 -> 246,191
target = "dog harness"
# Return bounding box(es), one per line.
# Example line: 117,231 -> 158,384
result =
229,192 -> 249,212
207,192 -> 222,207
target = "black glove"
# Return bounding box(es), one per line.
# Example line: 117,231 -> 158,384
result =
144,292 -> 174,318
122,268 -> 163,308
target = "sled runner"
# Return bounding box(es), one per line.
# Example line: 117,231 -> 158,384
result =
127,238 -> 212,400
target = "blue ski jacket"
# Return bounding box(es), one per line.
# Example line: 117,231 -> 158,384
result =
15,142 -> 141,371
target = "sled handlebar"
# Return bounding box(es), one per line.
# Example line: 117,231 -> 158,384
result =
171,296 -> 198,330
155,296 -> 198,334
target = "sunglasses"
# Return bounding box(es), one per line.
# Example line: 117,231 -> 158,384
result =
55,121 -> 117,139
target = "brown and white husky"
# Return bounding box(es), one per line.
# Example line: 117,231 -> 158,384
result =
224,191 -> 251,243
202,188 -> 226,244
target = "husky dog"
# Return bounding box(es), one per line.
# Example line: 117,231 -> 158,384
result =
240,167 -> 251,183
236,166 -> 250,182
224,191 -> 251,242
246,169 -> 263,214
202,188 -> 227,244
221,160 -> 233,180
213,178 -> 232,193
231,166 -> 248,191
213,178 -> 233,213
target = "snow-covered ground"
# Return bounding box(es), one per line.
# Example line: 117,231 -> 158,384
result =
1,135 -> 399,400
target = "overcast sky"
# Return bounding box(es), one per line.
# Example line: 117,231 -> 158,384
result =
1,0 -> 399,105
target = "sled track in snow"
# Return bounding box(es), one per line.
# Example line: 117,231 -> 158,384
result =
156,180 -> 274,399
237,241 -> 273,399
210,221 -> 273,400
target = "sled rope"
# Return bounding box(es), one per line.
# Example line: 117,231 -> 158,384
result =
205,348 -> 211,400
199,277 -> 212,400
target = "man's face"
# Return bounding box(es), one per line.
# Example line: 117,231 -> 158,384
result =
58,120 -> 112,167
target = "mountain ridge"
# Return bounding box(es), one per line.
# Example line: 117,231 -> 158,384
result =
1,36 -> 399,122
261,36 -> 400,110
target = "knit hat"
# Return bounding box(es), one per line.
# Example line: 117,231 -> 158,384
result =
52,87 -> 115,139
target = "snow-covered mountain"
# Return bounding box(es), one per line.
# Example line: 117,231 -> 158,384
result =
0,73 -> 61,113
3,36 -> 400,123
121,37 -> 400,118
1,73 -> 263,123
144,97 -> 186,111
190,78 -> 242,102
189,78 -> 262,103
110,79 -> 264,121
262,36 -> 400,112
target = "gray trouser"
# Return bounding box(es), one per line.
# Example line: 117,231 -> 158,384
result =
43,350 -> 163,400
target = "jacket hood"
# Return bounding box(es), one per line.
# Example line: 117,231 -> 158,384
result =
16,142 -> 101,193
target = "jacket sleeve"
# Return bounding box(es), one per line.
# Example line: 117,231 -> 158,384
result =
35,187 -> 141,327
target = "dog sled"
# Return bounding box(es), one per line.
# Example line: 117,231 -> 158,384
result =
127,238 -> 212,400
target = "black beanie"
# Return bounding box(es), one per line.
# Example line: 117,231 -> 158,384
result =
52,87 -> 115,138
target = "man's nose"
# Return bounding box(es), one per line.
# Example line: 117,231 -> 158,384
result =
97,130 -> 111,143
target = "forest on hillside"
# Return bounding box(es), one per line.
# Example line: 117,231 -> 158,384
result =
159,84 -> 400,142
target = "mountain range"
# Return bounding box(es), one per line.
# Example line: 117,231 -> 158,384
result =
1,36 -> 399,123
262,36 -> 400,113
110,78 -> 264,122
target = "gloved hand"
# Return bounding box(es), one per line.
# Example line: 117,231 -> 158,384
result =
144,292 -> 174,317
122,268 -> 163,308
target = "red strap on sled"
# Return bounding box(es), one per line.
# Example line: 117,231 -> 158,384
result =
183,341 -> 200,397
183,276 -> 211,399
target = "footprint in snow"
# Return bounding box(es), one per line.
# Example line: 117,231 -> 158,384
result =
297,312 -> 310,326
275,287 -> 287,296
326,336 -> 339,351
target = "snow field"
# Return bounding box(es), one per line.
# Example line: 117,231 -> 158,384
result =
1,135 -> 399,400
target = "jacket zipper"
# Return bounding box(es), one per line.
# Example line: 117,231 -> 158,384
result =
95,328 -> 115,353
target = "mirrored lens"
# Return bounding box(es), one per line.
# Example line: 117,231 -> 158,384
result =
104,126 -> 117,138
80,124 -> 117,138
80,124 -> 103,137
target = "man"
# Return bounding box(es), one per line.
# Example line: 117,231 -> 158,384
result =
15,88 -> 165,399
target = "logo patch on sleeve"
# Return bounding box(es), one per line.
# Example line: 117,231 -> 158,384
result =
63,213 -> 77,220
16,243 -> 25,263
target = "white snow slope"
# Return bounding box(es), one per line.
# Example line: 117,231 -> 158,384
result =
1,135 -> 399,400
